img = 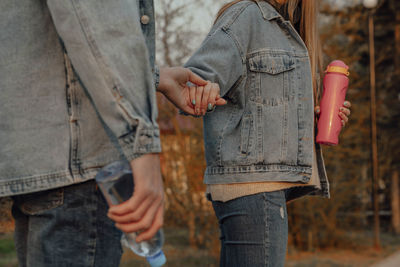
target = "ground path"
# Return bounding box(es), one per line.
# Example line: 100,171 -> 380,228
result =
371,250 -> 400,267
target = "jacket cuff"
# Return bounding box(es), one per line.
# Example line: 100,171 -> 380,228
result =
118,127 -> 161,161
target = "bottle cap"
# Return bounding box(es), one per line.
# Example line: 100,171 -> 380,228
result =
146,250 -> 166,267
325,60 -> 350,76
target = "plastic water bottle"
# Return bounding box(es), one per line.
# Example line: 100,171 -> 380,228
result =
316,60 -> 350,146
95,161 -> 166,267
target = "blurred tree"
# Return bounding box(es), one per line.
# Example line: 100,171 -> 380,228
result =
389,0 -> 400,234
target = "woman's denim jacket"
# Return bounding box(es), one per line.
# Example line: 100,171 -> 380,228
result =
0,0 -> 160,196
185,1 -> 329,198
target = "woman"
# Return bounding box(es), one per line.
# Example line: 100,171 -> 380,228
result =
184,0 -> 351,266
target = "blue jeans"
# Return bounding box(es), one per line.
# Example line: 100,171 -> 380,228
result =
211,190 -> 288,267
11,180 -> 123,267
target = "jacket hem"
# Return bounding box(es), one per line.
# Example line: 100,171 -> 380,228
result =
285,185 -> 329,202
0,168 -> 100,197
204,165 -> 312,185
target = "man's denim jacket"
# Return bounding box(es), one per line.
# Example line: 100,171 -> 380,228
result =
0,0 -> 160,196
185,1 -> 329,198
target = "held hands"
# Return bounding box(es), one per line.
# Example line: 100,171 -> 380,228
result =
157,67 -> 226,116
107,69 -> 225,242
107,154 -> 164,242
315,100 -> 352,127
188,82 -> 227,116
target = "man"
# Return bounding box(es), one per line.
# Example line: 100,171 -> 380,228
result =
0,0 -> 215,266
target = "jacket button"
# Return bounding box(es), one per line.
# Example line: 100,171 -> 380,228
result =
141,15 -> 150,25
302,176 -> 310,182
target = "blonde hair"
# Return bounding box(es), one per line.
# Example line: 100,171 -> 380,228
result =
215,0 -> 322,101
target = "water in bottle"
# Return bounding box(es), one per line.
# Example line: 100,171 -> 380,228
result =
95,161 -> 166,267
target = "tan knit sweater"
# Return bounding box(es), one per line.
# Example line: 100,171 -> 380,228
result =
206,145 -> 321,202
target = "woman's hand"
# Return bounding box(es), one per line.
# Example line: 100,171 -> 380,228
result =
157,67 -> 227,116
189,81 -> 227,116
157,67 -> 208,115
315,100 -> 352,127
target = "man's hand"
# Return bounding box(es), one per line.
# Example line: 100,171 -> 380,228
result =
107,154 -> 164,242
157,67 -> 226,115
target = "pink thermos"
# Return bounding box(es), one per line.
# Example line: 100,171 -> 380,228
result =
316,60 -> 350,146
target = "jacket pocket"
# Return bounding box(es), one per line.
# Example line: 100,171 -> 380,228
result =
247,52 -> 298,165
248,53 -> 295,74
14,188 -> 64,215
248,53 -> 295,105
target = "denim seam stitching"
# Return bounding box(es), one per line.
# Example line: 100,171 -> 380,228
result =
263,193 -> 270,267
246,49 -> 309,59
281,73 -> 289,162
222,27 -> 246,64
205,164 -> 312,175
216,108 -> 237,166
220,2 -> 254,31
63,52 -> 82,174
89,186 -> 97,267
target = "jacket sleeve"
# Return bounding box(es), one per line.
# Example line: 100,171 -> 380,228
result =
47,0 -> 160,160
184,27 -> 244,97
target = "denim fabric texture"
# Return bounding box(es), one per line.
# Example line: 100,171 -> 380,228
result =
12,180 -> 123,267
185,1 -> 329,198
0,0 -> 160,197
212,190 -> 288,267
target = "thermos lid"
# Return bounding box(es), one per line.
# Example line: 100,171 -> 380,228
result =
325,60 -> 350,76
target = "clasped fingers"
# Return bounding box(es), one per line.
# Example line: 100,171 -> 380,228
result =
190,81 -> 227,116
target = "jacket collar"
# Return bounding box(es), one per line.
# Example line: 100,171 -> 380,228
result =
254,0 -> 283,21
